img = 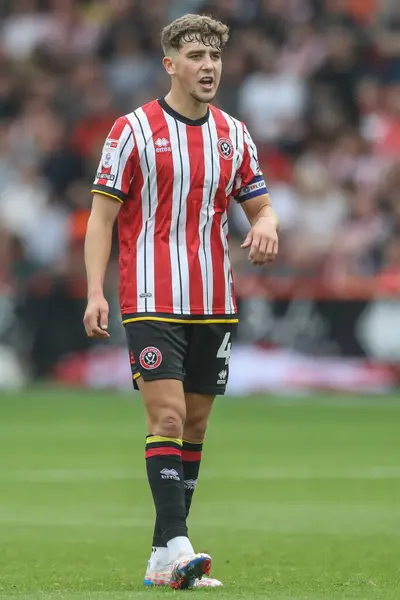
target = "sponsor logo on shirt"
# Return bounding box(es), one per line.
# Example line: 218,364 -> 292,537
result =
239,180 -> 265,196
97,172 -> 115,181
105,138 -> 119,149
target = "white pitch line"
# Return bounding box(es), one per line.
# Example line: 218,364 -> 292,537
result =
0,468 -> 138,482
1,466 -> 400,482
1,513 -> 400,536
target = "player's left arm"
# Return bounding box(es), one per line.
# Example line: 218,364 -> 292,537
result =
240,193 -> 279,266
233,125 -> 279,266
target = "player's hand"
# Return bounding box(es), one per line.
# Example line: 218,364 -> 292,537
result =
83,292 -> 110,339
241,216 -> 279,266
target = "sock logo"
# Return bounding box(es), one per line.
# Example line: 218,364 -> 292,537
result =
160,468 -> 180,481
184,479 -> 197,491
140,346 -> 162,370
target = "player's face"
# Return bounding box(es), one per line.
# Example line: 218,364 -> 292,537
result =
173,41 -> 222,103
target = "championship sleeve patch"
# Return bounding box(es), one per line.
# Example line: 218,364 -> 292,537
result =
235,175 -> 268,203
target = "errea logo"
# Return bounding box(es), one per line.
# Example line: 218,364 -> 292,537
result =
184,479 -> 198,491
217,369 -> 228,384
154,137 -> 172,152
160,468 -> 180,481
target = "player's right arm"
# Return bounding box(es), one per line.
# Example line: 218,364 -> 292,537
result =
83,116 -> 136,338
83,194 -> 121,339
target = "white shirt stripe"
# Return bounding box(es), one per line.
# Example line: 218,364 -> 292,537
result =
233,120 -> 245,194
244,125 -> 260,175
114,124 -> 135,190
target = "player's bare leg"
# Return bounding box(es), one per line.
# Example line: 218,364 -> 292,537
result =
138,378 -> 212,588
139,378 -> 186,440
184,392 -> 215,442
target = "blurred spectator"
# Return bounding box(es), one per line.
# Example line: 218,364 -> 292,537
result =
39,116 -> 84,196
326,185 -> 388,279
104,33 -> 158,102
311,26 -> 365,126
284,158 -> 347,272
2,0 -> 55,60
69,85 -> 117,159
238,38 -> 306,148
363,83 -> 400,158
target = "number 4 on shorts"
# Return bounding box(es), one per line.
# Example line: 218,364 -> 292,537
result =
217,332 -> 232,365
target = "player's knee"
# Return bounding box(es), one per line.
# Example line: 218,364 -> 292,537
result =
183,416 -> 209,443
151,408 -> 185,439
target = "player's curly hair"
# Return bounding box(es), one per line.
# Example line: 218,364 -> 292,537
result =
161,14 -> 229,55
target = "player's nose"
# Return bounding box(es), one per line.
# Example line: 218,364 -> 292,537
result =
201,56 -> 213,70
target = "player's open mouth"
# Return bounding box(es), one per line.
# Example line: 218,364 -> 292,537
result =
199,77 -> 214,90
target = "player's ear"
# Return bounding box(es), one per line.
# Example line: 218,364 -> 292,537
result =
163,54 -> 177,76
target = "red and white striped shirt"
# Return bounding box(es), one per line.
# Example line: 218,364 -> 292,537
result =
92,98 -> 267,323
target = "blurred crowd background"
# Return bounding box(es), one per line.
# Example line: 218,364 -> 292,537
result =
0,0 -> 399,387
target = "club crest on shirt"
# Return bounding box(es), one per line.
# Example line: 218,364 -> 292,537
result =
217,137 -> 234,160
139,346 -> 162,370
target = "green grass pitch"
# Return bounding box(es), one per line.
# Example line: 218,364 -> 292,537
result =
0,388 -> 400,599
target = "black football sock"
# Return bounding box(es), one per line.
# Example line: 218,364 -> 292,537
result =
182,440 -> 203,517
146,435 -> 188,544
151,439 -> 204,545
152,519 -> 165,549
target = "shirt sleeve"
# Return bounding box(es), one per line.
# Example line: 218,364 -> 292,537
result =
91,116 -> 136,203
232,125 -> 268,203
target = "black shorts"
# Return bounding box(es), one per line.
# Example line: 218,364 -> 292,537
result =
125,320 -> 236,395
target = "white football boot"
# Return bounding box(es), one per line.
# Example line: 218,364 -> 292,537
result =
144,553 -> 223,588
